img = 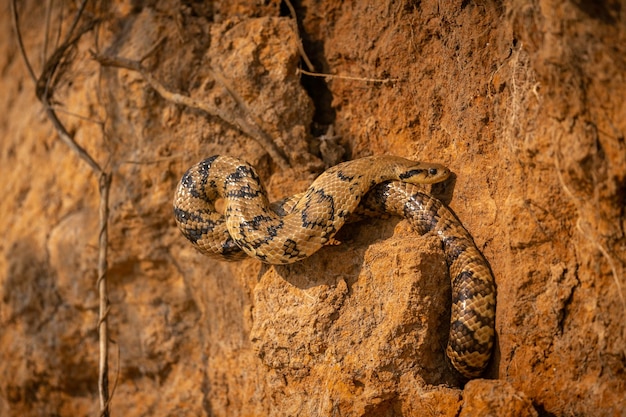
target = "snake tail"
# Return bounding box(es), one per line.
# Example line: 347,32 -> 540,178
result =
363,182 -> 496,379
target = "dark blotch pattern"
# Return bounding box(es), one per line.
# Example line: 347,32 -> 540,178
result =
282,239 -> 301,260
336,170 -> 356,182
219,239 -> 244,259
173,156 -> 495,380
300,188 -> 335,229
443,236 -> 471,264
398,168 -> 425,180
226,164 -> 260,185
227,183 -> 264,199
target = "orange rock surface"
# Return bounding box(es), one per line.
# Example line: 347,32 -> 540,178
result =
0,1 -> 624,416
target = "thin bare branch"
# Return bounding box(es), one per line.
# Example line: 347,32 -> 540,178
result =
42,99 -> 103,173
12,3 -> 113,416
10,0 -> 37,83
94,52 -> 291,170
36,19 -> 97,100
49,104 -> 104,124
97,171 -> 112,417
283,0 -> 315,72
42,0 -> 53,69
102,342 -> 122,417
62,0 -> 89,46
206,67 -> 291,168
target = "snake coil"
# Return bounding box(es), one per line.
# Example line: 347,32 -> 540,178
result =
173,155 -> 495,378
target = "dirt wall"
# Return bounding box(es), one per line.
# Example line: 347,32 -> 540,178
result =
0,0 -> 624,416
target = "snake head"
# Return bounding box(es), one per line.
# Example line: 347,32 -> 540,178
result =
399,163 -> 451,184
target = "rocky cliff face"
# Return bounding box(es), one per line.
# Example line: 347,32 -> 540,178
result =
1,0 -> 624,416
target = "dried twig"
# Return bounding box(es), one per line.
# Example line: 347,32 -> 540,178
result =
10,0 -> 37,82
42,0 -> 53,69
97,172 -> 112,417
11,2 -> 113,416
206,66 -> 291,168
62,0 -> 89,46
36,19 -> 98,100
44,102 -> 103,173
93,51 -> 291,170
283,0 -> 315,72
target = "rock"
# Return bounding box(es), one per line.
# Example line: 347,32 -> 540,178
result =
460,379 -> 538,417
1,0 -> 624,416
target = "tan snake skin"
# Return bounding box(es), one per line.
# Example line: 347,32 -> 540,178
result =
361,181 -> 496,378
173,155 -> 495,378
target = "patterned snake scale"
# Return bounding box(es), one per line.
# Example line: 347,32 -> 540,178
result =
173,155 -> 496,379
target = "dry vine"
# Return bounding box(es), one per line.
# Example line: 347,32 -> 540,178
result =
10,1 -> 113,416
93,46 -> 291,170
284,1 -> 399,85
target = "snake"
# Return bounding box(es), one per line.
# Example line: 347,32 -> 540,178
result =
173,155 -> 496,379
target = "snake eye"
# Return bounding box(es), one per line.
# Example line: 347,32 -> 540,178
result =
428,168 -> 439,176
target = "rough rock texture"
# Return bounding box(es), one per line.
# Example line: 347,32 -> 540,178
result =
460,379 -> 538,417
1,0 -> 624,416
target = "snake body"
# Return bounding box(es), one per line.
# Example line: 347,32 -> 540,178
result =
173,155 -> 495,379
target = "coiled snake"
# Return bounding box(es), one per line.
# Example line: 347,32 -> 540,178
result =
173,155 -> 496,379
